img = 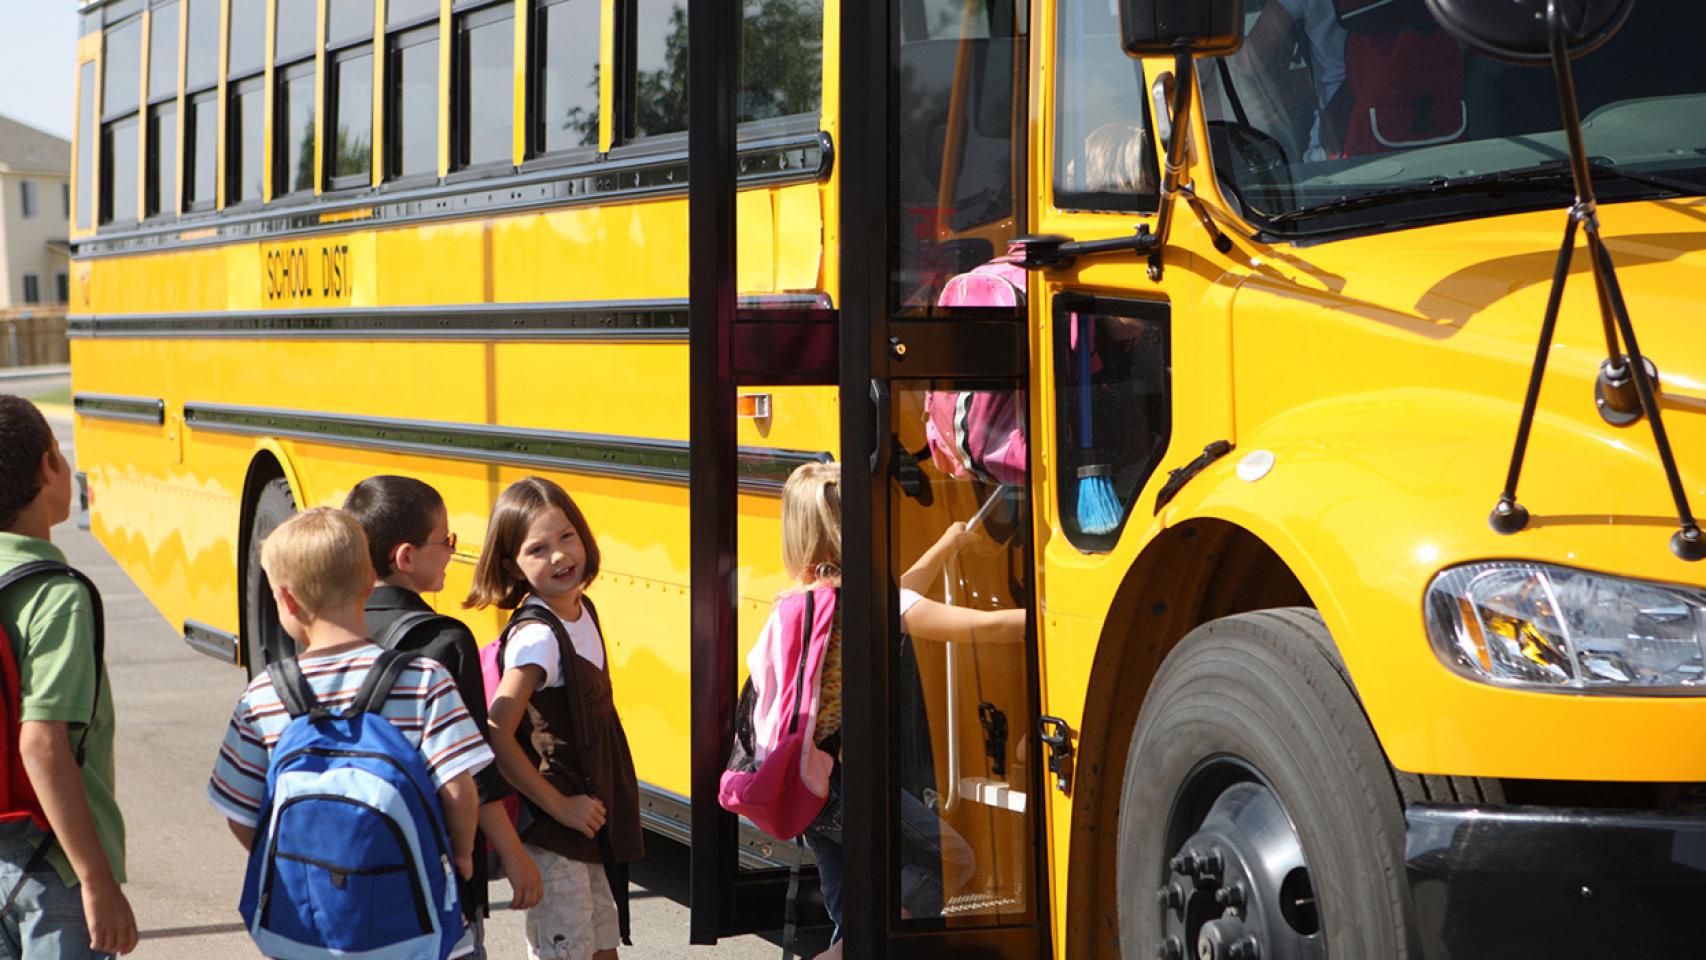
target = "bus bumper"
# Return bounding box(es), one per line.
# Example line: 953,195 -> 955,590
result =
1407,804 -> 1706,957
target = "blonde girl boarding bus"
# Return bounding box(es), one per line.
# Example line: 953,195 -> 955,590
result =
763,462 -> 1030,958
467,478 -> 643,960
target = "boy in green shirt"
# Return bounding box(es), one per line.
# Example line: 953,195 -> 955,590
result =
0,395 -> 135,958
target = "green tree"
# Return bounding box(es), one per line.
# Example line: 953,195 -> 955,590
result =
735,0 -> 823,122
631,0 -> 823,137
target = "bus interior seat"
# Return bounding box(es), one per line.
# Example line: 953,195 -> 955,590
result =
1335,0 -> 1468,156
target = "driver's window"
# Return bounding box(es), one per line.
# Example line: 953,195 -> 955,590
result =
1052,0 -> 1158,212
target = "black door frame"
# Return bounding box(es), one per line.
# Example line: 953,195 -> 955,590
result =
840,0 -> 1048,956
691,0 -> 1049,952
686,0 -> 742,940
687,0 -> 839,942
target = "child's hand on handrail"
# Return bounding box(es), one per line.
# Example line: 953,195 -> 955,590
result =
939,521 -> 979,557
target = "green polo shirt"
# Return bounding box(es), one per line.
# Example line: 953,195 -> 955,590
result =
0,532 -> 124,887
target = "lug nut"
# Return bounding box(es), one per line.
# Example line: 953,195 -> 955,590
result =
1227,936 -> 1260,960
1214,883 -> 1246,910
1200,849 -> 1225,878
1156,882 -> 1187,912
1170,850 -> 1201,877
1155,935 -> 1184,960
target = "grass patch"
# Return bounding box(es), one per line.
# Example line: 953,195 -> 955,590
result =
25,385 -> 71,406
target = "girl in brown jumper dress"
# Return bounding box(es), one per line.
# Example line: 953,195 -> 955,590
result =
466,478 -> 643,960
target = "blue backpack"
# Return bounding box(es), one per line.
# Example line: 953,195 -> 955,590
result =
239,650 -> 464,960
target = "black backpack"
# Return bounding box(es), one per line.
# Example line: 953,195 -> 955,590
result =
373,609 -> 459,652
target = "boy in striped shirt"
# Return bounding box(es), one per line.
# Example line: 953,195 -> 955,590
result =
207,508 -> 492,955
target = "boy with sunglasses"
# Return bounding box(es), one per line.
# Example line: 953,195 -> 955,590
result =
344,475 -> 542,958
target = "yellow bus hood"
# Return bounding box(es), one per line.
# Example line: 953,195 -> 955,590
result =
1233,196 -> 1706,527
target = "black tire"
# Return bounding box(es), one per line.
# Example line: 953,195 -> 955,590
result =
1116,608 -> 1416,960
241,477 -> 296,679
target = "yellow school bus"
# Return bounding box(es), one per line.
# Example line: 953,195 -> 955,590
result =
67,0 -> 838,854
67,0 -> 1706,956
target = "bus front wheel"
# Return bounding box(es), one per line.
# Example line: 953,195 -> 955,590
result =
241,477 -> 297,679
1116,608 -> 1417,960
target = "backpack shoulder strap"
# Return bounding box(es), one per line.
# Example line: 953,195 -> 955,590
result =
0,562 -> 104,653
504,604 -> 589,755
375,610 -> 451,651
498,605 -> 557,674
785,590 -> 816,735
505,605 -> 565,648
347,649 -> 414,717
580,595 -> 614,682
266,657 -> 322,720
0,561 -> 74,597
0,561 -> 106,763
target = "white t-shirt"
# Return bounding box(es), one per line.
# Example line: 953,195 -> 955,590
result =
502,598 -> 605,689
898,587 -> 925,619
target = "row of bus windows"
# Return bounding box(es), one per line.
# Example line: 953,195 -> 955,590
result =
79,0 -> 825,230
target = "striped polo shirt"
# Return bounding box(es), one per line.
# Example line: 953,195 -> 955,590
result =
208,643 -> 494,828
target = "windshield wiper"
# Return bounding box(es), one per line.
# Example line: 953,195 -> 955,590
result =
1267,158 -> 1706,229
1584,159 -> 1706,196
1264,162 -> 1581,227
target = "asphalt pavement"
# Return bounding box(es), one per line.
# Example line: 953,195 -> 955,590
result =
37,403 -> 793,959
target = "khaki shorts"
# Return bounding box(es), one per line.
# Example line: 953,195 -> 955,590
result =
523,845 -> 620,960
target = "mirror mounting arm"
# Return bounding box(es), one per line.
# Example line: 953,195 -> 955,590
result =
1145,46 -> 1218,280
1018,46 -> 1232,275
1487,0 -> 1705,561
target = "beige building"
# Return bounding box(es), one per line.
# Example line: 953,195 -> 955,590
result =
0,115 -> 72,311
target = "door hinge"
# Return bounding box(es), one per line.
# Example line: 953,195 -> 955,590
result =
1039,715 -> 1074,795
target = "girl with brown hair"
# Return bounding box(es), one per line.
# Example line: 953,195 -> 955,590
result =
466,477 -> 642,960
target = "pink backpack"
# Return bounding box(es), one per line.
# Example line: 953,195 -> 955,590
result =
935,253 -> 1026,310
926,249 -> 1029,486
719,585 -> 838,841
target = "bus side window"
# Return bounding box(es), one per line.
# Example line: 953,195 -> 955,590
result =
325,0 -> 375,189
624,0 -> 823,146
1053,0 -> 1158,213
226,0 -> 267,205
631,0 -> 689,140
182,0 -> 220,211
736,0 -> 823,125
274,0 -> 318,198
100,15 -> 143,225
530,0 -> 603,157
386,4 -> 440,182
452,2 -> 517,170
76,60 -> 97,231
145,0 -> 180,219
894,0 -> 1026,312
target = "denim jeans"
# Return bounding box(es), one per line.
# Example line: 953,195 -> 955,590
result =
803,777 -> 975,940
0,823 -> 110,960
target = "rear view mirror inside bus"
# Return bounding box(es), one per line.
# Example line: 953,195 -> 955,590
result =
1118,0 -> 1245,57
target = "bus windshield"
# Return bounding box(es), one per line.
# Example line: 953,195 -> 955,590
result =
1200,0 -> 1706,237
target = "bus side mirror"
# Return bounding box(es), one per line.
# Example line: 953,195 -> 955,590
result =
1118,0 -> 1245,58
1424,0 -> 1632,64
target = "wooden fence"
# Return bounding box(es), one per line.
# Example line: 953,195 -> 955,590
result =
0,308 -> 69,369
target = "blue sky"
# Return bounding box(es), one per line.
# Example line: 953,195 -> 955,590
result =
0,3 -> 81,140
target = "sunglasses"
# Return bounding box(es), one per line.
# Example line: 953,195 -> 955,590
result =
418,531 -> 458,551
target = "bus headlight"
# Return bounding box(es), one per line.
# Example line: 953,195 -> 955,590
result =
1424,562 -> 1706,693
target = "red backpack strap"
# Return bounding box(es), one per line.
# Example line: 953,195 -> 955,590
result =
0,562 -> 105,763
